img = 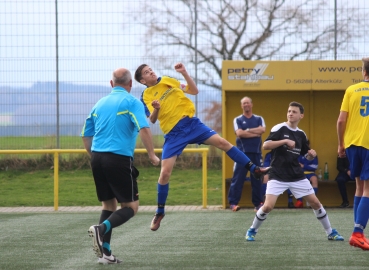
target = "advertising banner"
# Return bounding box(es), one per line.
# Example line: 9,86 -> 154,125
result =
222,60 -> 362,91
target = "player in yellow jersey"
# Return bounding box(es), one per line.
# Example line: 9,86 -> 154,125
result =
337,57 -> 369,250
135,63 -> 271,231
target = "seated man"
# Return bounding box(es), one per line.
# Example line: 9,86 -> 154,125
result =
335,155 -> 354,208
295,149 -> 319,208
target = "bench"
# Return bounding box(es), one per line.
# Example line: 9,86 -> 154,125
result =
225,178 -> 355,208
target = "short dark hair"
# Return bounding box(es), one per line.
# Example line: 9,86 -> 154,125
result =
289,101 -> 304,114
362,57 -> 369,75
134,64 -> 148,83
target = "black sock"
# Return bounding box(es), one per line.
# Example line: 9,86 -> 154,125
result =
107,207 -> 134,228
245,161 -> 255,170
99,210 -> 113,244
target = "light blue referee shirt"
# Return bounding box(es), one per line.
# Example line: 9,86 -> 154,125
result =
81,86 -> 149,157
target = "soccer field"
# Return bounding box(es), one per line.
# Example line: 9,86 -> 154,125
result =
0,209 -> 367,270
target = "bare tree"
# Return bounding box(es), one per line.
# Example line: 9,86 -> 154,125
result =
127,0 -> 362,137
131,0 -> 360,90
202,100 -> 222,133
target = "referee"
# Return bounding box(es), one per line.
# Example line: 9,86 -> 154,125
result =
81,67 -> 160,264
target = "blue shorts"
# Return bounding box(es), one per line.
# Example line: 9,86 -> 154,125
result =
304,173 -> 317,181
162,117 -> 217,160
346,145 -> 369,180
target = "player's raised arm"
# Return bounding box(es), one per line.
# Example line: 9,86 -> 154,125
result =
174,63 -> 198,95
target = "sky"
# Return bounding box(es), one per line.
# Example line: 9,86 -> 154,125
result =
0,0 -> 368,88
0,0 -> 145,87
0,0 -> 367,138
0,0 -> 219,136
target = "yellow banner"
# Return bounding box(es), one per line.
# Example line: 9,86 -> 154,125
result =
222,60 -> 362,91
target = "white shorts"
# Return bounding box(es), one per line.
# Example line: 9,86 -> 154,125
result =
266,179 -> 315,199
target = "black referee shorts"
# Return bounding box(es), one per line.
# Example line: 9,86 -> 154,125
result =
90,152 -> 139,203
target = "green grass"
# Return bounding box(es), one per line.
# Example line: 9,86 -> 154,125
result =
0,135 -> 166,150
0,210 -> 366,269
0,167 -> 222,206
0,136 -> 223,170
0,136 -> 222,154
0,136 -> 166,160
0,136 -> 85,149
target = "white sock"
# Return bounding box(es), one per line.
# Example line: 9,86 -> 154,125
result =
313,207 -> 332,235
251,208 -> 269,231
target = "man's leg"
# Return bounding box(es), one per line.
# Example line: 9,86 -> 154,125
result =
349,179 -> 369,249
245,194 -> 278,241
304,194 -> 344,241
249,153 -> 263,209
97,199 -> 117,257
228,163 -> 247,211
346,146 -> 369,249
310,175 -> 319,195
305,175 -> 318,208
204,134 -> 270,178
101,201 -> 137,264
251,177 -> 263,208
353,196 -> 362,223
262,175 -> 268,199
296,175 -> 318,208
88,153 -> 139,263
336,173 -> 350,207
151,156 -> 177,231
287,189 -> 295,208
89,199 -> 137,260
99,205 -> 115,257
353,193 -> 369,235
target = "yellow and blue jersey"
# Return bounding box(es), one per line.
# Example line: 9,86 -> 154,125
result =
340,81 -> 369,149
140,76 -> 195,134
81,86 -> 149,157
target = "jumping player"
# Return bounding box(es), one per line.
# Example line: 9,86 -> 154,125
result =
134,62 -> 271,231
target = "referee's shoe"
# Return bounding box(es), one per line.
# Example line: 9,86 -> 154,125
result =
88,225 -> 103,258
